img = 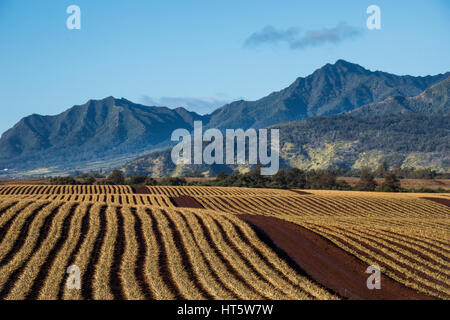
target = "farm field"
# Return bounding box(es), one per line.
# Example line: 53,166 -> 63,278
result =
2,177 -> 449,190
0,185 -> 448,300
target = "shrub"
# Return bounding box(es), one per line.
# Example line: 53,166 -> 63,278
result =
307,171 -> 337,190
216,171 -> 228,181
50,176 -> 78,185
356,169 -> 378,191
105,170 -> 125,185
145,177 -> 158,186
159,177 -> 187,186
125,175 -> 147,185
81,175 -> 96,185
377,172 -> 401,192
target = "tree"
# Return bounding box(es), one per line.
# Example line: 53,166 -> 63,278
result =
145,177 -> 157,186
126,175 -> 147,185
286,168 -> 306,188
159,177 -> 187,186
246,164 -> 269,188
216,171 -> 228,181
374,161 -> 389,178
50,176 -> 78,185
307,171 -> 337,190
272,169 -> 287,187
356,168 -> 378,191
249,164 -> 262,177
106,170 -> 125,185
81,175 -> 96,185
378,172 -> 401,192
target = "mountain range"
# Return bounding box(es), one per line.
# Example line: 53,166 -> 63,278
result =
0,60 -> 449,177
206,60 -> 449,129
123,69 -> 450,176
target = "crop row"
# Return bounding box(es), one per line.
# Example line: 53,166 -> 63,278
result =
296,220 -> 450,299
0,185 -> 295,197
0,185 -> 133,196
2,194 -> 175,208
195,195 -> 450,220
0,200 -> 334,300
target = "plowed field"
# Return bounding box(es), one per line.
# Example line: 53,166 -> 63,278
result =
0,185 -> 448,300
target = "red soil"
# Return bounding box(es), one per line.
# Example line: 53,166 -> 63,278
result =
239,214 -> 435,300
170,196 -> 204,209
132,186 -> 151,194
289,190 -> 312,195
421,197 -> 450,208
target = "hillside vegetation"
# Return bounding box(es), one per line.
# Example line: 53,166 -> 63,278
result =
122,113 -> 450,176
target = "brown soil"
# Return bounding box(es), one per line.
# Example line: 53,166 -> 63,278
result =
170,196 -> 204,209
132,186 -> 151,194
421,197 -> 450,208
289,190 -> 312,195
238,214 -> 435,300
0,178 -> 50,185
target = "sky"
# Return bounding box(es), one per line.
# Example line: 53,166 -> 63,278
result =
0,0 -> 449,135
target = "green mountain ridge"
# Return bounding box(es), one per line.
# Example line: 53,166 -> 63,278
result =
0,97 -> 203,170
206,60 -> 449,129
122,78 -> 450,177
0,60 -> 449,177
349,76 -> 450,116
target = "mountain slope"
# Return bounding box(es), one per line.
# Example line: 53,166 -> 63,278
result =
349,76 -> 450,116
207,60 -> 449,129
122,113 -> 450,177
274,114 -> 450,172
0,97 -> 203,169
122,80 -> 450,176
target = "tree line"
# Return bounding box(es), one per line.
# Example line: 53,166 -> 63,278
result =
49,163 -> 449,193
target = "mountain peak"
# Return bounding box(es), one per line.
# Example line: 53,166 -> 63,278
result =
87,96 -> 116,103
324,59 -> 368,73
334,59 -> 354,66
207,60 -> 448,129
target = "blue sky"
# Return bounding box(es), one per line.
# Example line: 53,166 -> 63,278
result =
0,0 -> 449,134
